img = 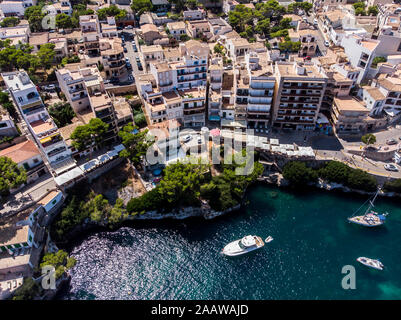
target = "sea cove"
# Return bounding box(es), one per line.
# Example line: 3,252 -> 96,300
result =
59,185 -> 401,300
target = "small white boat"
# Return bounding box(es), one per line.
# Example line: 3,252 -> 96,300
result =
357,257 -> 384,270
222,235 -> 264,257
265,236 -> 274,243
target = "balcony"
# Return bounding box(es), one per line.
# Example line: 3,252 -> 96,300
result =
47,146 -> 67,158
177,75 -> 207,83
20,95 -> 42,108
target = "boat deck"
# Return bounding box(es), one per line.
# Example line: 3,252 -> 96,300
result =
255,236 -> 264,248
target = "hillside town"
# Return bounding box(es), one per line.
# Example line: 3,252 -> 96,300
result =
1,0 -> 401,300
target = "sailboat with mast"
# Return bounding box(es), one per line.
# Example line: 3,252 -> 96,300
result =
348,188 -> 388,227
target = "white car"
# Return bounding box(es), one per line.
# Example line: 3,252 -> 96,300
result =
182,135 -> 192,143
386,138 -> 397,145
324,40 -> 330,47
384,164 -> 398,172
197,137 -> 202,144
313,19 -> 318,25
42,84 -> 56,91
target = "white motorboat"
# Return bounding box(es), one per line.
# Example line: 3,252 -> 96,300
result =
356,257 -> 384,270
222,235 -> 264,257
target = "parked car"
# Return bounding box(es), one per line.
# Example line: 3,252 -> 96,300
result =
123,47 -> 127,53
42,84 -> 56,91
324,40 -> 330,47
128,75 -> 134,82
126,25 -> 133,30
384,164 -> 399,171
135,56 -> 140,62
197,137 -> 202,144
138,64 -> 143,71
386,138 -> 397,145
182,135 -> 192,143
313,18 -> 318,25
126,63 -> 132,70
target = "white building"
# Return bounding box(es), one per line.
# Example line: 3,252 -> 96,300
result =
0,0 -> 36,17
2,71 -> 73,174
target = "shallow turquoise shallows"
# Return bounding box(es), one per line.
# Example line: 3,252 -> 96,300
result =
59,185 -> 401,300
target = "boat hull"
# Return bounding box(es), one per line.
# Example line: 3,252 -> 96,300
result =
356,257 -> 384,270
222,236 -> 264,257
348,216 -> 384,227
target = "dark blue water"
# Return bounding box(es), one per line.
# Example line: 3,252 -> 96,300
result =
60,185 -> 401,300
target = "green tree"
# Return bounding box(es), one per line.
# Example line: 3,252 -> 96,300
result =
36,43 -> 56,69
40,250 -> 76,279
213,43 -> 225,55
84,193 -> 111,222
318,161 -> 351,184
56,13 -> 72,29
228,4 -> 254,32
347,168 -> 377,192
109,198 -> 128,225
97,5 -> 127,21
361,133 -> 376,145
48,102 -> 75,127
12,278 -> 39,300
0,156 -> 27,196
131,0 -> 153,16
371,56 -> 387,68
283,161 -> 318,186
367,5 -> 379,16
118,123 -> 154,165
255,18 -> 271,36
24,5 -> 46,32
0,17 -> 20,27
71,118 -> 109,151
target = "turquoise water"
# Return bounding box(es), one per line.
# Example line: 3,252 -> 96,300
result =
60,185 -> 401,300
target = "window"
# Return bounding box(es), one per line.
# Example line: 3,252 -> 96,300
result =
397,42 -> 401,52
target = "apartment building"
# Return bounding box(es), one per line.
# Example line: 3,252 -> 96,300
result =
56,64 -> 91,113
273,62 -> 328,130
80,15 -> 101,57
166,21 -> 187,40
142,45 -> 164,70
234,51 -> 275,130
288,28 -> 319,58
331,97 -> 370,136
100,38 -> 127,80
186,20 -> 210,39
100,17 -> 118,38
2,71 -> 73,174
139,40 -> 209,128
0,21 -> 30,45
208,56 -> 224,122
180,87 -> 206,127
341,35 -> 380,83
0,0 -> 36,17
372,73 -> 401,117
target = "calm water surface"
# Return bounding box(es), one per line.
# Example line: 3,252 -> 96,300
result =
59,185 -> 401,300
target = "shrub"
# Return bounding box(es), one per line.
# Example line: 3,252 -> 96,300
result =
318,161 -> 351,184
383,179 -> 401,193
283,161 -> 318,186
361,133 -> 376,145
346,168 -> 377,192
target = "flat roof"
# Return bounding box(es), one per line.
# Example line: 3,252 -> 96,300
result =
334,97 -> 368,112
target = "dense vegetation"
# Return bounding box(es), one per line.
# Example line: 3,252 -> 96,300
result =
353,2 -> 378,16
70,118 -> 109,151
0,156 -> 27,196
131,0 -> 153,16
0,17 -> 19,27
48,102 -> 76,128
383,179 -> 401,193
0,91 -> 17,117
52,185 -> 128,240
97,5 -> 127,21
227,0 -> 303,50
118,123 -> 154,165
11,277 -> 40,300
283,160 -> 377,192
40,250 -> 76,279
0,40 -> 55,73
127,151 -> 264,213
